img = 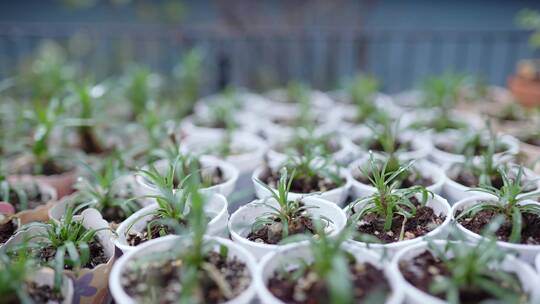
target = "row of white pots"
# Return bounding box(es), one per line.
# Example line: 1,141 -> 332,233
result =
108,236 -> 540,304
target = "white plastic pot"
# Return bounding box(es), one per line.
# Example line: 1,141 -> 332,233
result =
256,242 -> 404,304
390,240 -> 540,304
30,268 -> 74,304
536,254 -> 540,276
115,193 -> 229,253
443,164 -> 540,205
347,157 -> 446,199
109,235 -> 257,304
429,130 -> 520,166
400,108 -> 483,135
452,196 -> 540,263
49,174 -> 151,223
347,127 -> 432,162
181,130 -> 268,174
327,92 -> 403,133
251,166 -> 351,206
345,194 -> 452,258
179,112 -> 259,138
228,196 -> 347,260
266,134 -> 354,167
135,155 -> 239,198
264,89 -> 334,112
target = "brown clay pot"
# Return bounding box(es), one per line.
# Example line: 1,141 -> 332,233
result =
508,76 -> 540,108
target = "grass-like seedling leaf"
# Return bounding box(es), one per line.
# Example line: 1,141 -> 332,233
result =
426,232 -> 526,304
0,244 -> 38,303
73,156 -> 140,221
457,165 -> 540,243
351,154 -> 432,239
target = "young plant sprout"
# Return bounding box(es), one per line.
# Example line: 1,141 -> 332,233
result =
400,234 -> 528,304
15,99 -> 72,176
267,227 -> 391,304
0,161 -> 54,213
68,81 -> 110,155
261,150 -> 345,195
10,206 -> 110,278
126,158 -> 193,245
347,74 -> 389,125
0,245 -> 65,303
278,130 -> 340,160
353,155 -> 434,190
248,168 -> 328,244
172,48 -> 203,118
194,86 -> 240,129
121,176 -> 252,303
456,166 -> 540,244
124,66 -> 156,121
349,155 -> 441,243
408,74 -> 468,132
272,81 -> 318,130
71,156 -> 142,225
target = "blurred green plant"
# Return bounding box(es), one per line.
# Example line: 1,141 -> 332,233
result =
517,9 -> 540,49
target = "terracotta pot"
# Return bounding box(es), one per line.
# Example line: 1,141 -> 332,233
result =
508,76 -> 540,108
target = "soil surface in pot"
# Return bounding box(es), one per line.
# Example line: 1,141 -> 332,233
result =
450,168 -> 537,192
126,216 -> 188,246
354,170 -> 434,189
15,158 -> 72,176
435,142 -> 507,156
0,218 -> 18,244
366,139 -> 412,154
458,207 -> 540,245
25,281 -> 65,303
352,198 -> 445,243
122,251 -> 251,304
260,167 -> 342,193
172,166 -> 224,189
247,206 -> 316,244
268,261 -> 390,303
399,251 -> 525,304
6,181 -> 53,212
38,240 -> 108,269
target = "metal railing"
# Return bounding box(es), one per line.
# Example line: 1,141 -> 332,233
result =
0,22 -> 537,93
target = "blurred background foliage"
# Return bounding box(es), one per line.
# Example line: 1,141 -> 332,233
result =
1,0 -> 540,94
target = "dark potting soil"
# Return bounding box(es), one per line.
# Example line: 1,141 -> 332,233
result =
172,166 -> 224,188
38,240 -> 108,269
354,198 -> 445,243
522,136 -> 540,147
126,217 -> 188,246
101,205 -> 133,225
399,251 -> 525,304
122,251 -> 251,304
435,142 -> 506,156
354,170 -> 434,189
260,167 -> 341,194
26,281 -> 64,303
452,169 -> 537,192
78,127 -> 110,155
458,208 -> 540,245
0,218 -> 17,244
247,215 -> 316,244
367,140 -> 412,153
268,262 -> 390,304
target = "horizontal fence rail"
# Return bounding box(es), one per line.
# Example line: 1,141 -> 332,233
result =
0,22 -> 537,93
